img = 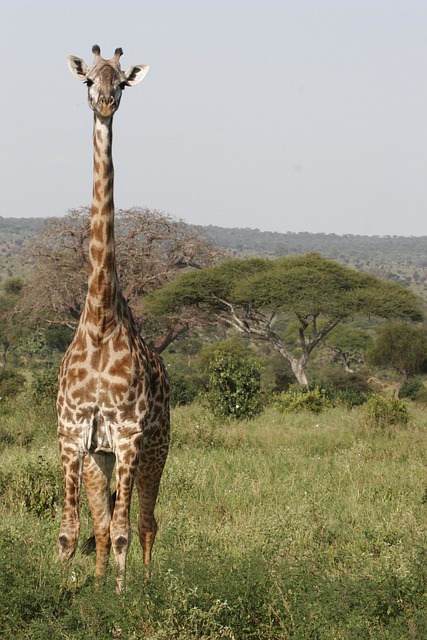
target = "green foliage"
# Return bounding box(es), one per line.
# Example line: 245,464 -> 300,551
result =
368,322 -> 427,377
0,367 -> 26,399
262,351 -> 295,392
235,253 -> 372,316
13,327 -> 51,360
364,394 -> 409,428
149,253 -> 424,322
197,336 -> 260,370
205,351 -> 264,420
44,324 -> 74,352
21,455 -> 62,517
274,385 -> 332,414
400,377 -> 424,401
31,366 -> 58,405
413,383 -> 427,404
0,393 -> 56,449
325,323 -> 372,352
313,367 -> 371,408
170,371 -> 198,407
331,386 -> 369,409
0,453 -> 62,518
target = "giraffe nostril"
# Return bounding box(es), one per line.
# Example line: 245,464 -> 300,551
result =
99,95 -> 115,109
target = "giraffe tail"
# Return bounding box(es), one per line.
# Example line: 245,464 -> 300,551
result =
81,490 -> 117,555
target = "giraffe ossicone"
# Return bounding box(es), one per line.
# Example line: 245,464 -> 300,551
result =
57,45 -> 170,592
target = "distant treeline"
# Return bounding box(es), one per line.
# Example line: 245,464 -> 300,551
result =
192,224 -> 427,261
1,215 -> 426,260
1,216 -> 426,298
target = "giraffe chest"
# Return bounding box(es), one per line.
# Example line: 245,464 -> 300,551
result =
57,333 -> 150,447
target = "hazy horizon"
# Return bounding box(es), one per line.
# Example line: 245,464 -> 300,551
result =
2,211 -> 427,240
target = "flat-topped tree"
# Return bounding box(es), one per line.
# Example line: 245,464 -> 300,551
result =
147,253 -> 424,386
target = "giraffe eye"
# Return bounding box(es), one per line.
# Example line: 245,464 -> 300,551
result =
85,79 -> 94,87
119,82 -> 128,90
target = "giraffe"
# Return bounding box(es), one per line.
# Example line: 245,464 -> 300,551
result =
57,45 -> 170,591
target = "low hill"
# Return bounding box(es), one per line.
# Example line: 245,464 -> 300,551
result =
1,216 -> 426,303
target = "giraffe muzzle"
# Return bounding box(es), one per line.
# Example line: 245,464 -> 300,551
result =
97,95 -> 117,117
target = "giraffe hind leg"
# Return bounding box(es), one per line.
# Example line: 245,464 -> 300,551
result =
58,437 -> 84,562
83,452 -> 115,577
82,490 -> 117,555
110,435 -> 143,592
136,425 -> 170,577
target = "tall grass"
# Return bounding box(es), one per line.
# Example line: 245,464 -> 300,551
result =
1,397 -> 427,638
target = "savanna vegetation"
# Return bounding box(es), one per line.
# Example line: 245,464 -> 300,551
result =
2,388 -> 427,638
1,212 -> 427,638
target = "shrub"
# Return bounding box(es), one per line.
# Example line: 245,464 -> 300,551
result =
31,366 -> 58,404
332,387 -> 369,408
414,384 -> 427,404
364,394 -> 409,428
313,367 -> 371,408
204,351 -> 264,420
0,454 -> 62,518
274,385 -> 332,414
18,454 -> 62,517
170,372 -> 198,407
400,377 -> 423,401
0,368 -> 26,399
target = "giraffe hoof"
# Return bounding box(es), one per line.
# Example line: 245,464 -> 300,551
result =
59,533 -> 77,560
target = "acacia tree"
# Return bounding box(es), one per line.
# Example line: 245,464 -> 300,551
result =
16,207 -> 223,350
367,322 -> 427,397
146,253 -> 424,385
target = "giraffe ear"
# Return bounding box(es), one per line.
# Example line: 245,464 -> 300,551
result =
123,64 -> 150,86
67,55 -> 89,81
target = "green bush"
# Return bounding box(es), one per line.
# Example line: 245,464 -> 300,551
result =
170,372 -> 198,407
274,385 -> 332,414
364,394 -> 409,428
400,377 -> 423,401
313,367 -> 371,408
204,351 -> 264,420
332,386 -> 369,408
14,454 -> 62,518
0,368 -> 26,399
414,384 -> 427,404
31,366 -> 58,405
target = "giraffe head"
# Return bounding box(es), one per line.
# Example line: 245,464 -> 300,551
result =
67,45 -> 149,118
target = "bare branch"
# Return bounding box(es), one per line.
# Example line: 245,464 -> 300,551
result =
16,207 -> 225,341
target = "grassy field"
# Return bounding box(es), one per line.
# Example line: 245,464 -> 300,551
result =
1,397 -> 427,638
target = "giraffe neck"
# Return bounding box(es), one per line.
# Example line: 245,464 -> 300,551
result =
84,113 -> 120,336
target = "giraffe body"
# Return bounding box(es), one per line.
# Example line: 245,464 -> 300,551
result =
57,46 -> 170,590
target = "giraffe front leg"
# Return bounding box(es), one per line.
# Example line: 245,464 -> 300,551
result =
58,437 -> 84,562
110,435 -> 141,592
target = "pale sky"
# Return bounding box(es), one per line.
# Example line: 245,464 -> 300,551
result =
1,0 -> 427,236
